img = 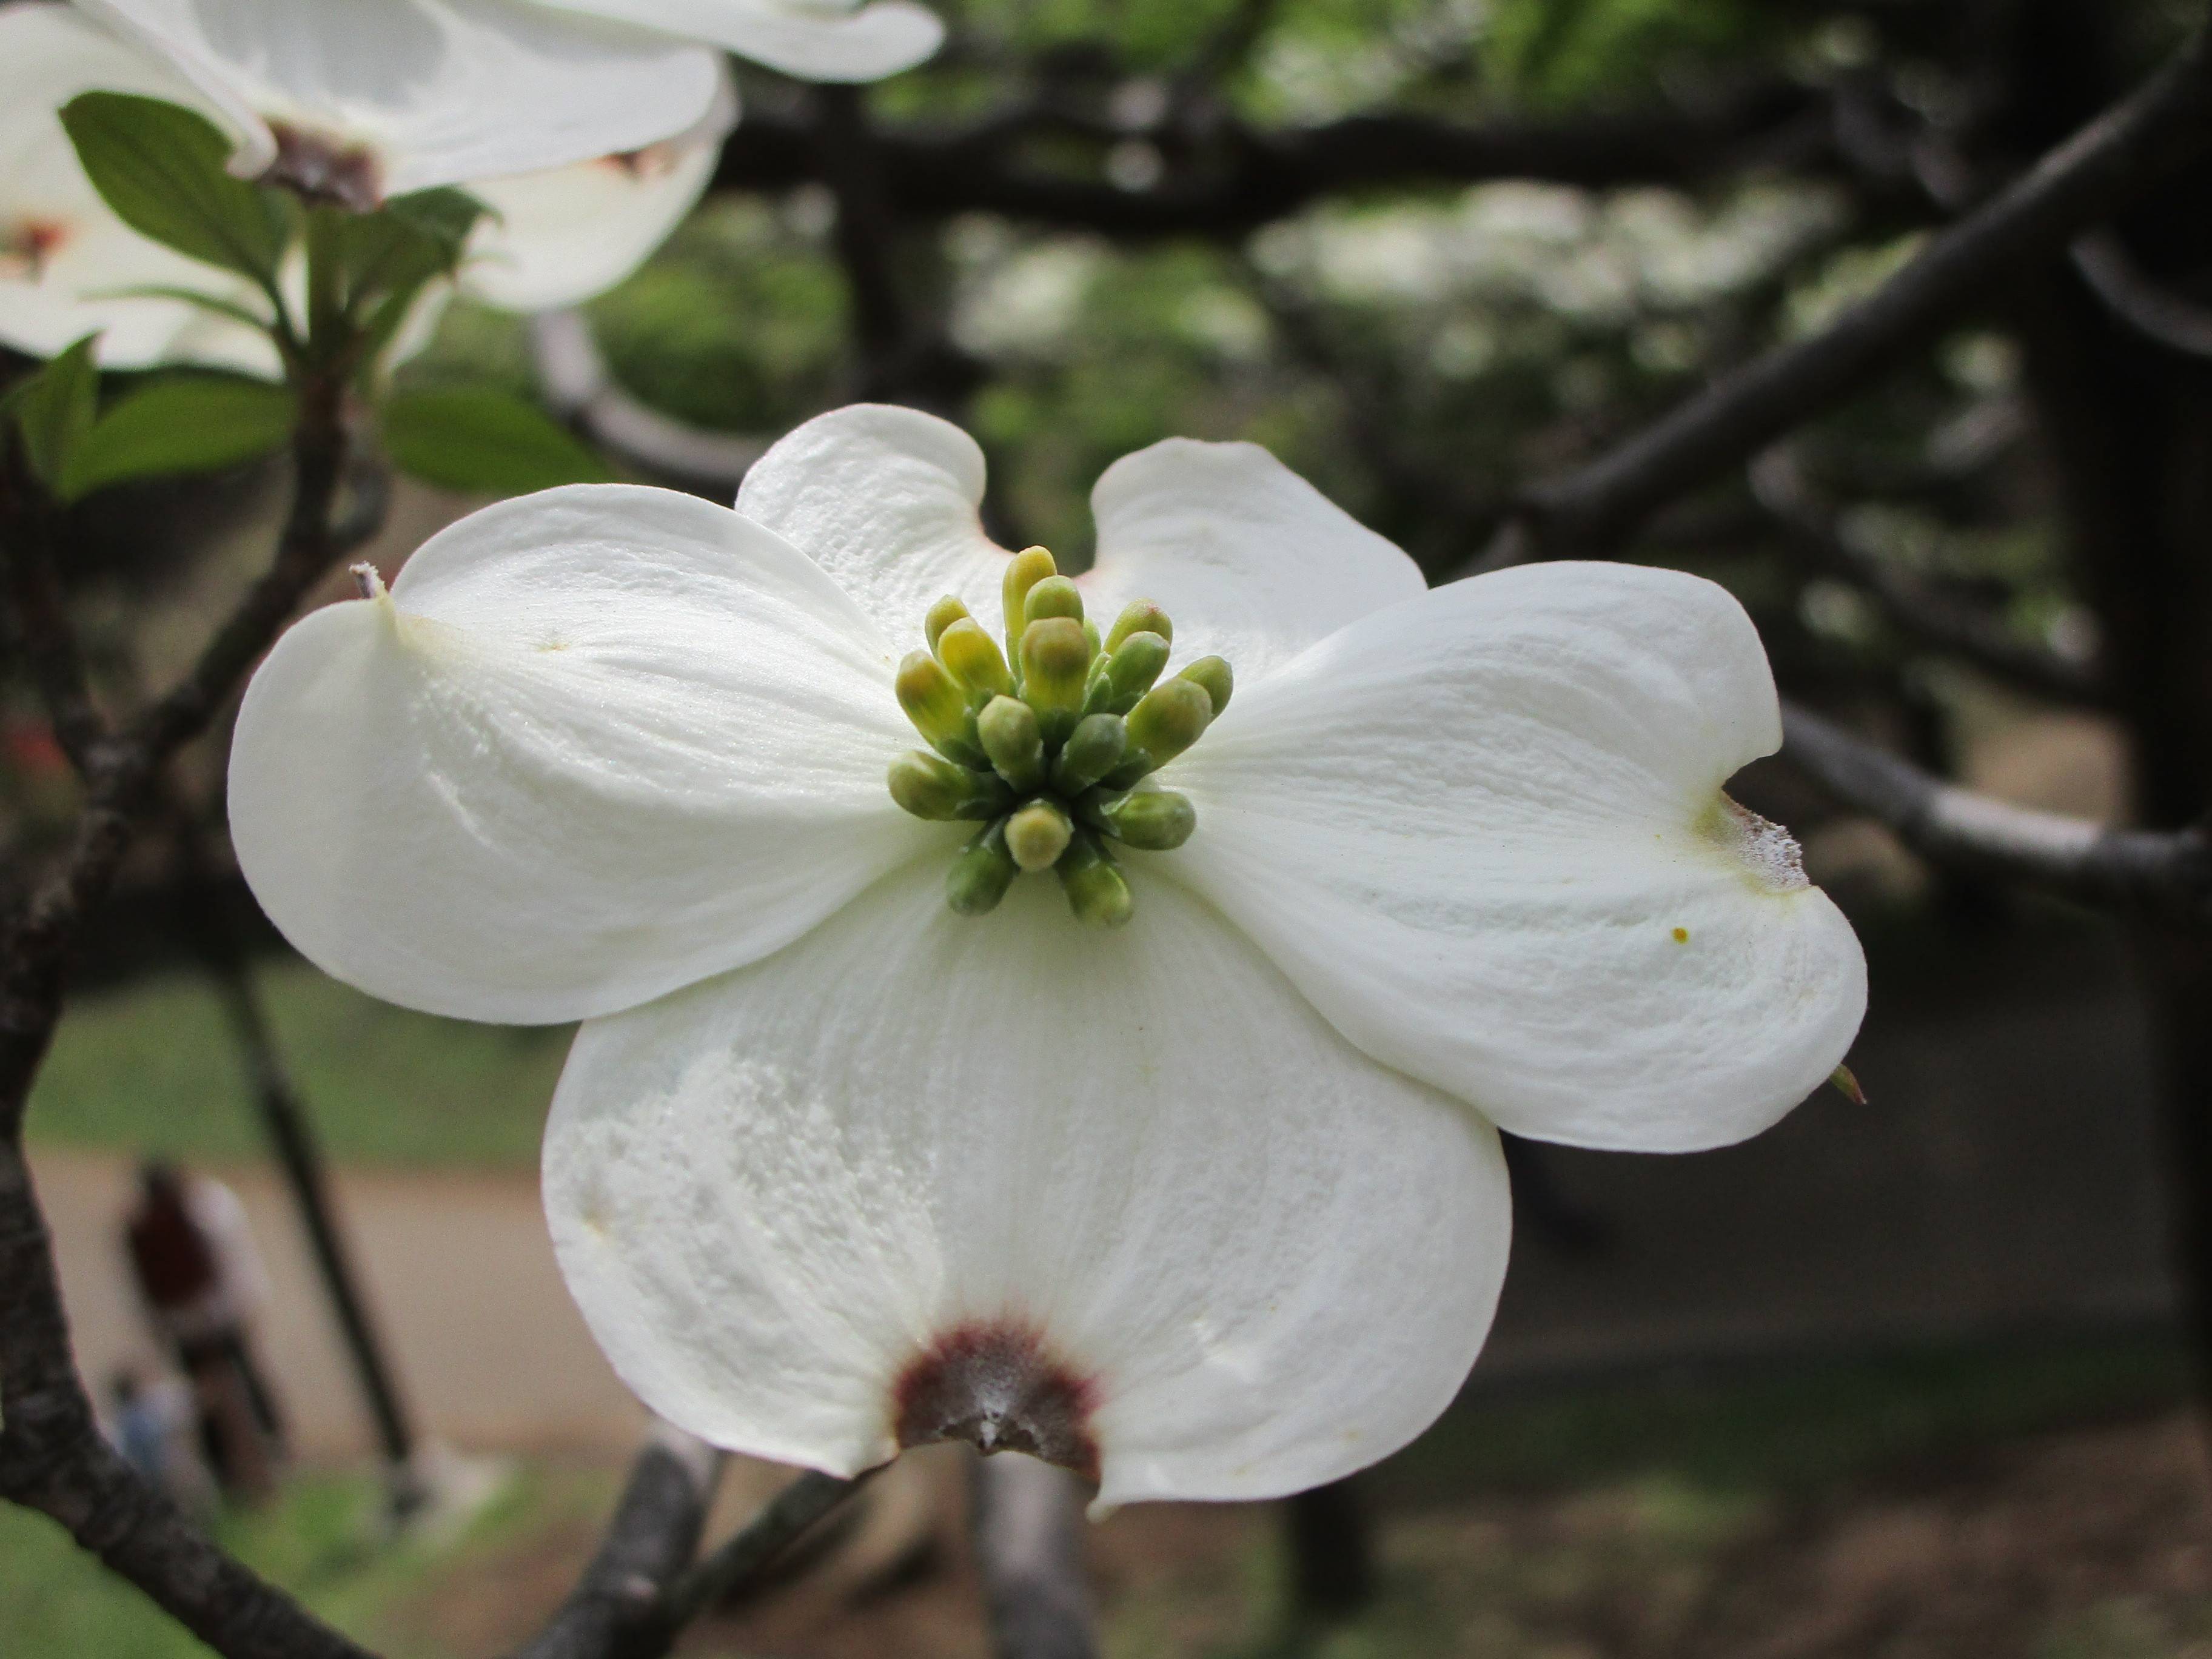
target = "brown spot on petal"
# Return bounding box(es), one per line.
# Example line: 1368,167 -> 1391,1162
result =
3,219 -> 72,281
603,142 -> 682,182
891,1319 -> 1101,1483
265,124 -> 383,213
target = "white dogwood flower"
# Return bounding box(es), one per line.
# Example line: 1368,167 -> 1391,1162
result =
1,4 -> 733,366
74,0 -> 731,203
73,0 -> 940,207
226,404 -> 1865,1506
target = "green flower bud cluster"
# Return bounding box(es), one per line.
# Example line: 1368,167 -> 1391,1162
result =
886,546 -> 1233,928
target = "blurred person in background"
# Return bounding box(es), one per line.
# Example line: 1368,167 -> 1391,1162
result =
121,1159 -> 283,1501
104,1363 -> 216,1519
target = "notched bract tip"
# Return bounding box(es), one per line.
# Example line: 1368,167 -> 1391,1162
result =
1702,794 -> 1811,894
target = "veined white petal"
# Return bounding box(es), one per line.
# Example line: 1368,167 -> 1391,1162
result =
229,484 -> 935,1025
736,403 -> 1012,648
74,0 -> 726,195
545,860 -> 1509,1507
0,4 -> 275,370
460,62 -> 735,312
1085,439 -> 1426,680
530,0 -> 944,81
1165,561 -> 1868,1153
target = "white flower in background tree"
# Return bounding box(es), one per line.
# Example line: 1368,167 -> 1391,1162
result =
226,404 -> 1866,1506
530,0 -> 942,84
0,4 -> 735,367
0,4 -> 276,371
459,76 -> 736,313
73,0 -> 938,210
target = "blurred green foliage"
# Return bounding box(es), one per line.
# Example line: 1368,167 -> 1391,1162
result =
28,963 -> 568,1170
0,1463 -> 603,1659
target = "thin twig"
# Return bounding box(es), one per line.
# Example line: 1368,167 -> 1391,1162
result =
529,311 -> 763,494
663,1468 -> 869,1630
2070,228 -> 2212,361
1782,702 -> 2212,923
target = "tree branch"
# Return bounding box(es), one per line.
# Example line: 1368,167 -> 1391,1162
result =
660,1467 -> 866,1632
2069,227 -> 2212,361
1515,30 -> 2212,552
0,380 -> 393,1659
972,1456 -> 1099,1659
1782,702 -> 2212,924
714,83 -> 1838,239
529,311 -> 763,494
1749,449 -> 2108,706
0,472 -> 106,771
514,1426 -> 723,1659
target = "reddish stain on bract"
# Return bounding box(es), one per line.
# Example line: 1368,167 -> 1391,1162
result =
891,1319 -> 1101,1483
604,143 -> 682,181
4,220 -> 71,278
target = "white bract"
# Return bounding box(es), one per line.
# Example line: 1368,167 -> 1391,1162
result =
73,0 -> 939,206
227,404 -> 1866,1506
529,0 -> 943,82
1,4 -> 734,366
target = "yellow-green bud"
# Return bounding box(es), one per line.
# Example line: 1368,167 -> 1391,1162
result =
1121,677 -> 1214,774
977,695 -> 1046,791
1023,575 -> 1085,627
1056,830 -> 1133,930
897,651 -> 981,762
889,751 -> 1010,821
924,594 -> 971,654
946,820 -> 1019,916
1005,798 -> 1074,872
1177,655 -> 1233,716
1001,547 -> 1057,651
1103,631 -> 1170,710
1053,714 -> 1127,795
937,618 -> 1012,703
1020,618 -> 1091,721
1105,600 -> 1173,652
1083,786 -> 1196,850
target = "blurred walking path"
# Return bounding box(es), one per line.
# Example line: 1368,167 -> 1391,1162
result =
28,916 -> 2184,1458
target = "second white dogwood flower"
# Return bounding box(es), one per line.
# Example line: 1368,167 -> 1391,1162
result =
1,4 -> 734,366
73,0 -> 935,204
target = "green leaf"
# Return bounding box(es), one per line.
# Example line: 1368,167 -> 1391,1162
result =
383,189 -> 491,261
60,93 -> 289,283
324,190 -> 486,304
11,337 -> 101,491
380,387 -> 613,494
85,284 -> 280,338
58,377 -> 297,502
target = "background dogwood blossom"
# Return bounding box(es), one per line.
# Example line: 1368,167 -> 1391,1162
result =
73,0 -> 939,207
0,3 -> 735,367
